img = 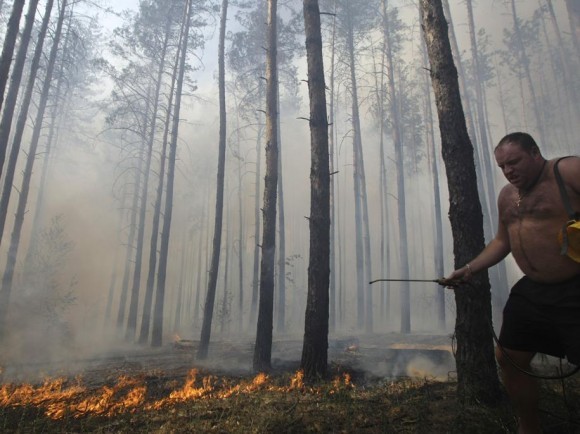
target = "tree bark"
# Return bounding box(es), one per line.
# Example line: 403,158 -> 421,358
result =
0,0 -> 67,336
381,0 -> 410,333
565,0 -> 580,59
300,0 -> 330,381
0,0 -> 25,114
198,0 -> 229,359
126,11 -> 173,342
137,32 -> 178,345
253,0 -> 278,372
419,0 -> 501,406
420,35 -> 445,330
0,0 -> 42,241
151,0 -> 193,347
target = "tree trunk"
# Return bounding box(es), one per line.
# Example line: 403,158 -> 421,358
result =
233,101 -> 245,332
382,1 -> 410,333
509,0 -> 546,144
0,0 -> 45,246
276,98 -> 286,334
137,37 -> 178,345
125,88 -> 153,341
24,8 -> 74,274
420,36 -> 445,330
151,0 -> 193,347
253,0 -> 278,372
327,2 -> 337,332
117,150 -> 142,330
419,0 -> 501,405
126,12 -> 173,342
345,7 -> 365,331
198,0 -> 229,359
0,0 -> 67,336
300,0 -> 330,381
545,0 -> 580,120
0,0 -> 40,182
0,0 -> 25,113
249,125 -> 263,327
565,0 -> 580,59
465,0 -> 509,312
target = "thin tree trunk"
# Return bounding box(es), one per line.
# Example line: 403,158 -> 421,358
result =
382,1 -> 410,333
565,0 -> 580,59
0,0 -> 67,336
137,37 -> 178,345
345,7 -> 365,331
249,126 -> 263,327
276,98 -> 286,333
377,0 -> 392,326
24,7 -> 73,274
301,0 -> 330,381
420,36 -> 445,330
125,86 -> 153,341
327,2 -> 337,332
0,0 -> 46,247
253,0 -> 278,372
198,0 -> 229,359
173,240 -> 188,332
151,0 -> 193,347
0,0 -> 40,183
465,0 -> 509,311
545,0 -> 580,120
126,13 -> 173,342
509,0 -> 546,143
220,207 -> 231,334
0,0 -> 25,113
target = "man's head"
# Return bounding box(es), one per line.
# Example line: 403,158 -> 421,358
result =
494,132 -> 545,190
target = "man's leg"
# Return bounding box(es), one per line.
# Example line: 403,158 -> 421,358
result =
495,346 -> 540,434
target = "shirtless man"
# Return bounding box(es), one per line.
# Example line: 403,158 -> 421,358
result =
447,132 -> 580,434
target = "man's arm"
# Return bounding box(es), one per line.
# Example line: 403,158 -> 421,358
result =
559,156 -> 580,196
446,214 -> 511,282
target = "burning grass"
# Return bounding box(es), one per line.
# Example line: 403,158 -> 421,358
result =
1,366 -> 579,433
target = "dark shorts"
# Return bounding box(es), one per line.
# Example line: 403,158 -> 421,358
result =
498,275 -> 580,365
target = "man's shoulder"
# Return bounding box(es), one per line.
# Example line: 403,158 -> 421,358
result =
498,183 -> 515,198
554,156 -> 580,192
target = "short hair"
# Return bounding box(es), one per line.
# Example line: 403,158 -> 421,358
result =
495,132 -> 540,154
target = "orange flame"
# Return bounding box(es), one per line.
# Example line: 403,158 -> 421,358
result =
0,368 -> 356,419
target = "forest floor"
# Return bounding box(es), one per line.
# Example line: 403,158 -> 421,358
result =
1,333 -> 579,433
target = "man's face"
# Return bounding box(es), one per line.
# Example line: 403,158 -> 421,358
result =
494,142 -> 540,189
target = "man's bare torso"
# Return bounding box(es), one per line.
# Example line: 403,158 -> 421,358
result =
499,158 -> 580,283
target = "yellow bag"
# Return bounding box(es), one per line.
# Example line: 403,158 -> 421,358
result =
554,157 -> 580,263
559,220 -> 580,263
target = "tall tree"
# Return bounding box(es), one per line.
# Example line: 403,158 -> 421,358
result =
0,0 -> 67,336
126,3 -> 176,342
151,0 -> 194,347
419,0 -> 501,405
464,0 -> 509,311
507,0 -> 546,143
198,0 -> 229,359
565,0 -> 580,59
300,0 -> 330,381
0,0 -> 40,196
380,0 -> 411,333
253,0 -> 278,372
0,0 -> 25,113
420,35 -> 445,330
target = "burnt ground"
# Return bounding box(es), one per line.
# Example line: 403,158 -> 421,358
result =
1,332 -> 579,433
0,332 -> 456,386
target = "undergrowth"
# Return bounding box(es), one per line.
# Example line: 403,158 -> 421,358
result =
1,372 -> 578,433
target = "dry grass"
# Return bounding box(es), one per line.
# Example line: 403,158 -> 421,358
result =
1,367 -> 579,434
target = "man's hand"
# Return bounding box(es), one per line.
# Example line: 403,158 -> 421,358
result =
441,264 -> 474,288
